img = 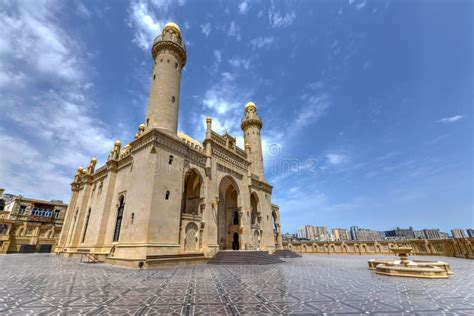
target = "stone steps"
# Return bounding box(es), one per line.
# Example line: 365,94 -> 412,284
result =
273,249 -> 302,258
208,250 -> 283,265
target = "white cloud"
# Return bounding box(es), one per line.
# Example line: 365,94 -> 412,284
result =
0,2 -> 83,81
239,1 -> 249,14
201,23 -> 211,37
349,0 -> 367,10
128,1 -> 164,50
437,115 -> 464,123
0,133 -> 71,201
228,57 -> 250,70
0,70 -> 25,88
214,50 -> 222,64
195,72 -> 253,141
250,36 -> 275,50
227,21 -> 241,40
127,0 -> 185,50
268,9 -> 295,28
326,153 -> 348,165
296,91 -> 330,129
0,1 -> 115,201
76,1 -> 91,18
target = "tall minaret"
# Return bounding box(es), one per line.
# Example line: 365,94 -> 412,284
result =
146,22 -> 186,135
241,102 -> 265,180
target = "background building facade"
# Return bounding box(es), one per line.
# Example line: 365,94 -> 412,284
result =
0,189 -> 67,254
332,228 -> 350,241
451,229 -> 466,239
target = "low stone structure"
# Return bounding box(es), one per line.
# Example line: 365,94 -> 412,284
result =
283,237 -> 474,259
369,246 -> 452,279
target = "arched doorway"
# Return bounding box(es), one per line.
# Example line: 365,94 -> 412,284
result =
232,232 -> 240,250
184,222 -> 198,251
182,170 -> 202,215
218,176 -> 240,250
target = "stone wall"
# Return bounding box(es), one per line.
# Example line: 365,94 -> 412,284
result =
283,238 -> 474,259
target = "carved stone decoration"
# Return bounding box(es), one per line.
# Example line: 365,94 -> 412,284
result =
184,222 -> 199,252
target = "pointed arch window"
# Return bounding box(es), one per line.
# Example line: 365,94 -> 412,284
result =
113,196 -> 125,242
81,208 -> 91,243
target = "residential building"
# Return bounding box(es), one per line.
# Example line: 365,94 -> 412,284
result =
332,228 -> 350,241
414,230 -> 425,239
0,190 -> 68,254
423,229 -> 442,240
350,226 -> 359,240
451,229 -> 466,238
384,227 -> 415,240
467,229 -> 474,238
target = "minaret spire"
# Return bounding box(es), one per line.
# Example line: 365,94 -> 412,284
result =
241,102 -> 265,180
145,22 -> 186,135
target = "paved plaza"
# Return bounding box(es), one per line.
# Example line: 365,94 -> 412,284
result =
0,254 -> 473,315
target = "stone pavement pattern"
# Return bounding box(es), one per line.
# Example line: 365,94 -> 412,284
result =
0,254 -> 473,315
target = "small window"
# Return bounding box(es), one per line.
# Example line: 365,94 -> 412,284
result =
160,59 -> 163,63
175,62 -> 178,69
169,155 -> 174,165
171,96 -> 175,103
153,74 -> 156,80
146,118 -> 149,126
167,59 -> 170,63
165,191 -> 170,200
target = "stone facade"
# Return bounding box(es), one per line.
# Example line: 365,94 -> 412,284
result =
56,23 -> 282,268
0,194 -> 67,254
284,238 -> 474,259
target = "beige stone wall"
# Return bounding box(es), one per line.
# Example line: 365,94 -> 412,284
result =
284,238 -> 474,259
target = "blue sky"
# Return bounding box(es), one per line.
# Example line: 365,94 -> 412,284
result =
0,0 -> 472,233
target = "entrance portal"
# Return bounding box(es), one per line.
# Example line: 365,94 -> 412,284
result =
232,233 -> 240,250
217,176 -> 240,250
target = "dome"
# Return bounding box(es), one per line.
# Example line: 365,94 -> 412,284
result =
178,131 -> 203,149
164,22 -> 181,33
245,101 -> 257,110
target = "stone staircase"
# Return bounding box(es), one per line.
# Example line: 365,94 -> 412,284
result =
208,250 -> 283,265
273,249 -> 302,258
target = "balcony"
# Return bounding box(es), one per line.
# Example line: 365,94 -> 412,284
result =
28,215 -> 52,223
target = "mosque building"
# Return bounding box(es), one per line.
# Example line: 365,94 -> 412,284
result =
57,22 -> 282,267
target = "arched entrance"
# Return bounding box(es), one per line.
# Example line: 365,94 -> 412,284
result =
232,232 -> 240,250
218,176 -> 240,250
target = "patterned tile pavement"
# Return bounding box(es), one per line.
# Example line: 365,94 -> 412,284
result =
0,254 -> 473,315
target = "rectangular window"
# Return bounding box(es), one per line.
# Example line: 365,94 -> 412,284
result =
19,205 -> 26,215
